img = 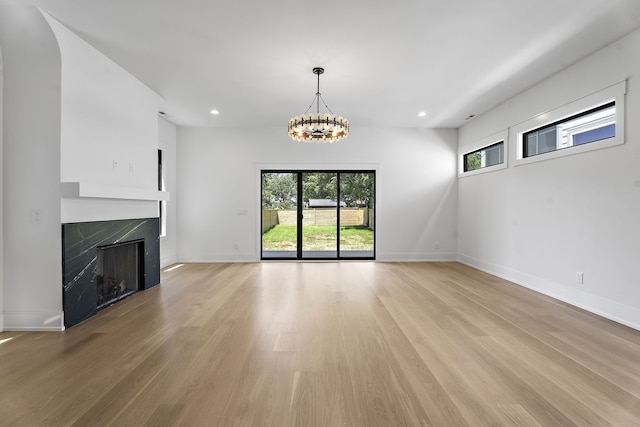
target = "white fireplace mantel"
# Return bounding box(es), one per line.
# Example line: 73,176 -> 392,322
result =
61,182 -> 170,201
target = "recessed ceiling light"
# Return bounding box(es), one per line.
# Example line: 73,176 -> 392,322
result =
418,111 -> 427,117
210,109 -> 220,115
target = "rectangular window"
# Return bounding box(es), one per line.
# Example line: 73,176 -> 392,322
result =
523,101 -> 615,158
514,81 -> 625,166
458,129 -> 508,177
158,149 -> 167,237
463,141 -> 504,172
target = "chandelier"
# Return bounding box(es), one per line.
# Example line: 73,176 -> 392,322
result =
288,67 -> 349,143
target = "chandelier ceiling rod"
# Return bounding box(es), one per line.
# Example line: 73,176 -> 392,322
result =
315,67 -> 322,114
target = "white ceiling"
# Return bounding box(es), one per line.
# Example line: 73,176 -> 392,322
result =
24,0 -> 640,129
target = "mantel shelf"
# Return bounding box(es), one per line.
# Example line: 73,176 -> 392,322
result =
61,182 -> 170,201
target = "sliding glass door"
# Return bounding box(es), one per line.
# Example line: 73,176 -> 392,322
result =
302,172 -> 338,258
339,172 -> 375,258
261,170 -> 375,260
261,172 -> 298,259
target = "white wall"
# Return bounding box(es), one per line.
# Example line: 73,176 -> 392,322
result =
0,6 -> 63,330
0,47 -> 4,331
0,6 -> 168,331
159,116 -> 177,267
458,29 -> 640,329
43,15 -> 162,223
177,126 -> 458,262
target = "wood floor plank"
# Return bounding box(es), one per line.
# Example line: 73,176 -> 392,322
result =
497,404 -> 544,427
475,334 -> 634,426
2,261 -> 640,426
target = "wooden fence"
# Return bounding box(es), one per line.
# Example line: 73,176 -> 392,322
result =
262,208 -> 374,233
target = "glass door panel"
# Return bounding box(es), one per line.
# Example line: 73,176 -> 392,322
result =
339,172 -> 375,258
302,172 -> 338,258
261,172 -> 298,259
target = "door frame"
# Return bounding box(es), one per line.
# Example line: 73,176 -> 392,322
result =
257,164 -> 379,261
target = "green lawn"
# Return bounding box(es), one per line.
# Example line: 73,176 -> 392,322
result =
262,225 -> 374,251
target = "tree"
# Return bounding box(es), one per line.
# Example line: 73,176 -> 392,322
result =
466,153 -> 481,171
340,173 -> 374,208
261,173 -> 296,209
262,171 -> 375,209
302,172 -> 336,201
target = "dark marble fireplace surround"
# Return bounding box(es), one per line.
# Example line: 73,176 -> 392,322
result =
62,218 -> 160,329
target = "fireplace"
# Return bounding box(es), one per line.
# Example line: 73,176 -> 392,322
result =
62,218 -> 160,328
96,239 -> 144,309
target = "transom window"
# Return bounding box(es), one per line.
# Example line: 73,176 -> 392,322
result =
458,129 -> 508,177
523,101 -> 615,158
514,80 -> 625,166
463,141 -> 504,172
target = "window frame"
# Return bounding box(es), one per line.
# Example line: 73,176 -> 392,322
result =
458,129 -> 508,177
260,169 -> 376,261
513,81 -> 626,166
158,149 -> 167,238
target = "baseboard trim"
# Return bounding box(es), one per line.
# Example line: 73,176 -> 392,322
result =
177,252 -> 258,263
177,252 -> 458,263
457,253 -> 640,332
3,310 -> 65,331
160,255 -> 179,269
377,252 -> 458,262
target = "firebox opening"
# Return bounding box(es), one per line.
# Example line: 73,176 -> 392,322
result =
96,239 -> 145,310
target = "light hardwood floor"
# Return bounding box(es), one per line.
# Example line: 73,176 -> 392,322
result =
2,262 -> 640,426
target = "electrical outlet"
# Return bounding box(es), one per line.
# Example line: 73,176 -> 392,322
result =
434,242 -> 440,250
576,272 -> 583,284
31,210 -> 42,224
233,243 -> 239,250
